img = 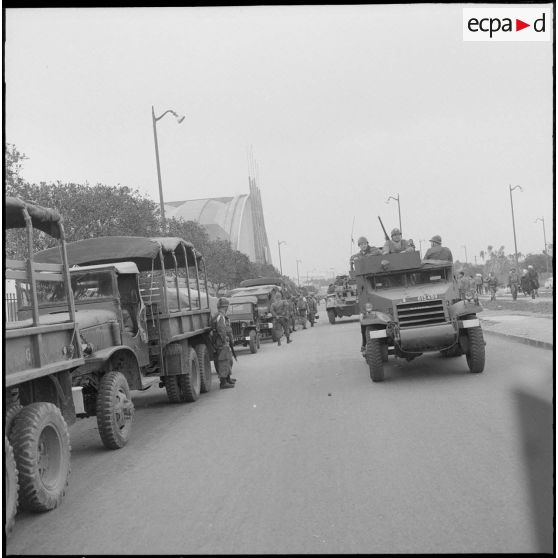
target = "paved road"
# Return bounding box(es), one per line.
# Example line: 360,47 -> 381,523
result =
7,312 -> 553,554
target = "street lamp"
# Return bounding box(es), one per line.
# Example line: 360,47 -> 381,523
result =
535,217 -> 549,273
152,105 -> 185,229
509,184 -> 523,268
461,244 -> 468,264
386,193 -> 402,235
278,240 -> 286,276
296,259 -> 302,287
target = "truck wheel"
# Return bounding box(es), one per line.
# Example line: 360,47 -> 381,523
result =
10,402 -> 71,512
256,333 -> 261,349
5,437 -> 18,536
271,329 -> 279,342
365,339 -> 385,382
166,347 -> 201,403
97,371 -> 134,450
5,403 -> 23,437
196,344 -> 213,394
466,327 -> 485,373
381,344 -> 389,363
249,330 -> 257,354
327,310 -> 336,324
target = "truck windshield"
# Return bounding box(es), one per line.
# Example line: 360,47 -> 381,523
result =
229,303 -> 252,314
70,271 -> 115,301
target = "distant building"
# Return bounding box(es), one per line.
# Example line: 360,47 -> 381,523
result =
164,177 -> 271,265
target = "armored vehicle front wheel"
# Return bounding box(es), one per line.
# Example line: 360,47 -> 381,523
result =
5,437 -> 18,536
327,309 -> 336,324
466,327 -> 485,373
97,371 -> 134,449
10,402 -> 71,512
249,330 -> 258,354
196,344 -> 213,393
366,338 -> 385,382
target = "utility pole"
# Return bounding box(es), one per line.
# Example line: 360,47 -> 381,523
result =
509,184 -> 523,269
535,217 -> 549,273
296,259 -> 302,287
278,240 -> 286,276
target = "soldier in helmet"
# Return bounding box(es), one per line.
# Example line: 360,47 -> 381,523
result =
270,292 -> 292,346
382,228 -> 415,255
423,235 -> 453,262
350,236 -> 382,271
211,297 -> 236,389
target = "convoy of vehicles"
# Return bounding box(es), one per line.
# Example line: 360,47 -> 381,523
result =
354,251 -> 485,382
325,274 -> 359,324
228,295 -> 261,353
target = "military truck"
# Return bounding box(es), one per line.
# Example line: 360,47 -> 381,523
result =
354,251 -> 485,382
228,277 -> 284,342
34,236 -> 216,448
228,295 -> 261,353
5,198 -> 85,533
325,274 -> 359,324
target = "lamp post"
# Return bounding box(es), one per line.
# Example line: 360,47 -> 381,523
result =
278,240 -> 286,276
509,184 -> 523,268
386,193 -> 402,235
535,217 -> 549,273
461,244 -> 468,264
296,259 -> 302,287
152,105 -> 185,229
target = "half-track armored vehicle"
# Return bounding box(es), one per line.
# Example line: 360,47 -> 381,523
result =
325,274 -> 359,324
5,198 -> 85,532
228,277 -> 284,342
227,295 -> 261,353
354,251 -> 485,382
34,236 -> 216,448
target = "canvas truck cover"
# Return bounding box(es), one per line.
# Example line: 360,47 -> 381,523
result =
34,236 -> 202,270
5,196 -> 64,238
239,277 -> 283,288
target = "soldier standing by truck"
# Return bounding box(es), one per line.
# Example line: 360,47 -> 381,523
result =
270,292 -> 292,346
212,298 -> 236,389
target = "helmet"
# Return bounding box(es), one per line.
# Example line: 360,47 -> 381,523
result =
217,297 -> 229,308
429,235 -> 442,244
357,236 -> 368,245
391,228 -> 401,237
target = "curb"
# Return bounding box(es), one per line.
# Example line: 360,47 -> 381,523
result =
482,328 -> 553,351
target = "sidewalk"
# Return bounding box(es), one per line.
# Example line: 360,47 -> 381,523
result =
479,307 -> 554,350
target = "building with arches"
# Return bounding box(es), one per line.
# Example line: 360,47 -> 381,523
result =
164,178 -> 272,265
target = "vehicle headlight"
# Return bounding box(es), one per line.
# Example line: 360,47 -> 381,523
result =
241,322 -> 247,328
365,302 -> 373,314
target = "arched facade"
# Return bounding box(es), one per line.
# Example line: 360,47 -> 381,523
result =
164,182 -> 271,265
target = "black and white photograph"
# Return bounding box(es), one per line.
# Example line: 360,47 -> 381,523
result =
4,3 -> 554,555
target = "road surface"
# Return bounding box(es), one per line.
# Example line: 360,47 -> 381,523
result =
7,311 -> 553,554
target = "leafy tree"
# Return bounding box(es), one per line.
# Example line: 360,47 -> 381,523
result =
522,253 -> 552,273
165,216 -> 210,254
5,143 -> 28,190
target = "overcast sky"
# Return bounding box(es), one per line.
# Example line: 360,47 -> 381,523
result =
5,4 -> 554,281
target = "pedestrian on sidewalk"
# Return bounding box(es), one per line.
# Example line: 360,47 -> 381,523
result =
211,297 -> 236,389
270,292 -> 292,346
508,267 -> 520,301
527,265 -> 539,299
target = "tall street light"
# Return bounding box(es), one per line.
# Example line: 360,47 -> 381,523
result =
535,217 -> 549,273
461,244 -> 468,264
386,193 -> 402,235
152,105 -> 185,228
278,240 -> 286,276
509,184 -> 523,268
296,259 -> 302,287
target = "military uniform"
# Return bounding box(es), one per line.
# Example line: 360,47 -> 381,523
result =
211,299 -> 236,388
424,244 -> 453,262
270,297 -> 292,345
350,243 -> 381,271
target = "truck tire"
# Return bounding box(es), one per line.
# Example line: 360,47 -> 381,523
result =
327,309 -> 336,324
256,333 -> 261,350
196,344 -> 213,394
10,402 -> 71,512
466,327 -> 485,373
249,330 -> 257,354
365,339 -> 385,382
166,347 -> 201,403
5,403 -> 23,437
5,437 -> 18,536
97,371 -> 134,450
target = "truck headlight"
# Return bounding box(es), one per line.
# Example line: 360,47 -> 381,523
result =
241,322 -> 247,328
365,302 -> 373,314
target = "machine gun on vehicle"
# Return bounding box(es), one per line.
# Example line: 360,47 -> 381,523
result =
378,215 -> 389,242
